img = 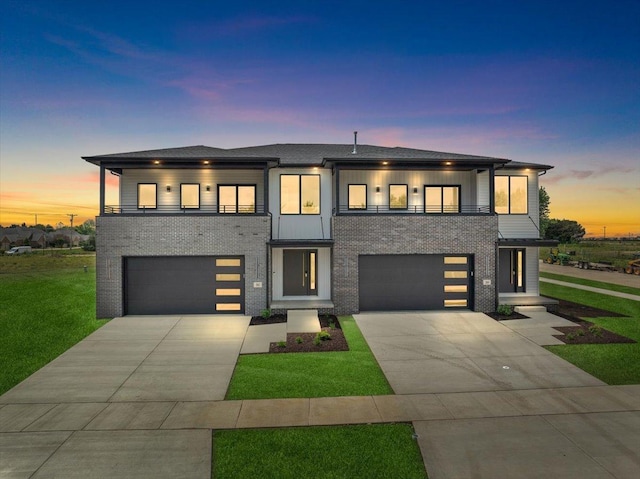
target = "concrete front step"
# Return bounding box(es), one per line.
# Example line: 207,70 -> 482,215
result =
514,305 -> 548,313
240,310 -> 320,354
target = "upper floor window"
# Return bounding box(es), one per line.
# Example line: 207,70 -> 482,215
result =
389,184 -> 408,209
348,184 -> 367,210
138,183 -> 157,209
180,184 -> 200,209
281,175 -> 320,214
425,186 -> 460,213
219,185 -> 256,213
495,176 -> 528,214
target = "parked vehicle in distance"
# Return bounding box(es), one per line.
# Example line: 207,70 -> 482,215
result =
5,246 -> 32,255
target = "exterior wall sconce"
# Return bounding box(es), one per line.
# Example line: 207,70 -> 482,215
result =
413,187 -> 418,194
206,185 -> 211,191
166,185 -> 171,192
375,186 -> 381,193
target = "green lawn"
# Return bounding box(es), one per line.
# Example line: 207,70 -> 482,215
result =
213,424 -> 427,479
542,282 -> 640,384
226,316 -> 393,399
0,255 -> 107,395
540,271 -> 640,296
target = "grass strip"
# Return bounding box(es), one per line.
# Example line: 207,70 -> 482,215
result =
541,282 -> 640,384
540,271 -> 640,296
0,263 -> 107,394
226,316 -> 393,399
213,423 -> 428,479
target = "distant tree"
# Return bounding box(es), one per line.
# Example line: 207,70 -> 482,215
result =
55,222 -> 65,230
544,219 -> 586,243
539,186 -> 550,236
75,219 -> 96,235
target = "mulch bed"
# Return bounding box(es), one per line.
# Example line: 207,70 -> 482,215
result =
546,297 -> 635,345
486,311 -> 529,321
249,313 -> 287,326
268,314 -> 349,353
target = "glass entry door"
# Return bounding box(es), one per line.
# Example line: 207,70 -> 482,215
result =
283,249 -> 317,296
499,248 -> 526,293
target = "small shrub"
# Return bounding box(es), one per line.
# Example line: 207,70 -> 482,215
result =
295,336 -> 303,344
496,304 -> 514,316
577,329 -> 585,336
277,341 -> 286,348
329,320 -> 336,329
588,325 -> 603,337
317,331 -> 331,341
313,336 -> 322,346
260,309 -> 271,319
566,332 -> 576,341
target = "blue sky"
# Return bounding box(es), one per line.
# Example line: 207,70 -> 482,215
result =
1,0 -> 639,235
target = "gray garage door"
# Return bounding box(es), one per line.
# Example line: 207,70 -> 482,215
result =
124,256 -> 244,315
358,254 -> 471,311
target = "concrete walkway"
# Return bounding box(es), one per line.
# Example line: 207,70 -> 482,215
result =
2,311 -> 640,478
540,276 -> 640,301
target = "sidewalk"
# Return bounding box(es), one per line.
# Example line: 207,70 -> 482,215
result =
540,277 -> 640,301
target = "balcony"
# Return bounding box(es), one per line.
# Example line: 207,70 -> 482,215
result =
335,204 -> 492,215
103,204 -> 267,215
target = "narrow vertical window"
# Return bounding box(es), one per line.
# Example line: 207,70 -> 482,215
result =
389,184 -> 408,209
348,184 -> 367,210
180,184 -> 200,209
138,184 -> 157,209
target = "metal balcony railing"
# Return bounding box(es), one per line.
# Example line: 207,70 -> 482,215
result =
336,204 -> 492,214
103,204 -> 266,215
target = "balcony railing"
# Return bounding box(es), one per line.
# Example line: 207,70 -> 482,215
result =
103,204 -> 266,215
336,204 -> 491,214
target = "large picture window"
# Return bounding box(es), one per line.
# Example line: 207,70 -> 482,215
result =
280,175 -> 320,214
137,184 -> 157,209
348,184 -> 367,210
495,176 -> 528,214
425,186 -> 460,213
218,185 -> 256,213
180,184 -> 200,209
389,184 -> 408,209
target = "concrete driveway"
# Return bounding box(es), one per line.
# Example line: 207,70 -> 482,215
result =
354,311 -> 605,394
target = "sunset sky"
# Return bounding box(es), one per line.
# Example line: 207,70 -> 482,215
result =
1,1 -> 638,236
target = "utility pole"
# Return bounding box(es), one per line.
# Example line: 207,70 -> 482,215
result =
67,213 -> 78,228
603,226 -> 606,240
34,214 -> 38,226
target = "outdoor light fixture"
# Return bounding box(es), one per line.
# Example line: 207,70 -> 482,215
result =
204,160 -> 210,164
413,187 -> 418,194
376,186 -> 381,193
206,185 -> 211,191
166,185 -> 171,192
382,161 -> 388,165
153,160 -> 160,165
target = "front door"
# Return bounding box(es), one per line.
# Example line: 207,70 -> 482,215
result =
499,248 -> 526,293
283,249 -> 317,296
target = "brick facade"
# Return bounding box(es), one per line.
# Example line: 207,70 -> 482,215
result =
95,216 -> 270,318
332,215 -> 499,314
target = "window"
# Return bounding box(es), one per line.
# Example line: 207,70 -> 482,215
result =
425,186 -> 460,213
389,184 -> 408,209
348,184 -> 367,210
218,185 -> 256,213
137,184 -> 157,209
180,184 -> 200,209
280,175 -> 320,214
495,176 -> 528,214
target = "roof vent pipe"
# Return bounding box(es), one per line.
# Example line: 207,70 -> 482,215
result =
352,131 -> 358,154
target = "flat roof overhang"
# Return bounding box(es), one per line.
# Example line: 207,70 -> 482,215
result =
498,238 -> 559,247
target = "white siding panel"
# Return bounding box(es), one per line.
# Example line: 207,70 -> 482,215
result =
476,170 -> 490,207
526,247 -> 539,295
339,169 -> 486,212
119,169 -> 264,212
496,170 -> 540,238
269,168 -> 332,240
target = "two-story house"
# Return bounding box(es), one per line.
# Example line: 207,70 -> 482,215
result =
83,141 -> 554,318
